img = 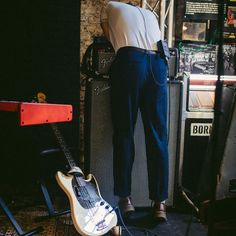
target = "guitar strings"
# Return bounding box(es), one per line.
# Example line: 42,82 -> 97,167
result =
51,124 -> 95,206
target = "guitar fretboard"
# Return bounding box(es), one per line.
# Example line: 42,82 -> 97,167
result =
50,123 -> 77,169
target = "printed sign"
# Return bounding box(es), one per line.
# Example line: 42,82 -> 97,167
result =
185,0 -> 219,20
190,123 -> 212,136
179,43 -> 217,75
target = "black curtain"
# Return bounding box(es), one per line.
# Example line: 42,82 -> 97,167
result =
0,0 -> 81,186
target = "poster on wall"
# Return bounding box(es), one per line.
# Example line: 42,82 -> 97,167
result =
185,0 -> 219,20
182,21 -> 207,42
224,4 -> 236,42
223,44 -> 236,75
179,43 -> 217,74
225,5 -> 236,28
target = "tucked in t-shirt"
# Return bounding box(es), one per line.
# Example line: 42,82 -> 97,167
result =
101,1 -> 161,52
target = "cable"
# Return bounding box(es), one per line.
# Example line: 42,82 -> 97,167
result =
117,207 -> 134,236
81,43 -> 94,77
184,208 -> 195,236
116,207 -> 159,236
167,79 -> 171,145
181,190 -> 199,214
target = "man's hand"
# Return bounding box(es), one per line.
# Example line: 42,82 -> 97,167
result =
101,21 -> 110,41
100,6 -> 110,40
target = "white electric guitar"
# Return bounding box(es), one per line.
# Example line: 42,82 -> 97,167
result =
36,92 -> 118,236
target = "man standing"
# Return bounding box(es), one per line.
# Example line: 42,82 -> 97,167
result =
101,1 -> 169,221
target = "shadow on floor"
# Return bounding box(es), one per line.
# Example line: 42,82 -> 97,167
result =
116,207 -> 207,236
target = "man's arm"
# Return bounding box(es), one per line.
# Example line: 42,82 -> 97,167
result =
100,6 -> 110,40
101,21 -> 110,40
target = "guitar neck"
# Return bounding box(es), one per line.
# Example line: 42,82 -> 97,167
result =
50,123 -> 77,169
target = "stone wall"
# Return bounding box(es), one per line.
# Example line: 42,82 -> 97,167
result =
79,0 -> 106,163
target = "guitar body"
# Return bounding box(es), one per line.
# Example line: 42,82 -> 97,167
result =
35,93 -> 118,235
56,167 -> 118,236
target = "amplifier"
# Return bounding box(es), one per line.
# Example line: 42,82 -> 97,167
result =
92,37 -> 115,75
84,79 -> 183,207
96,51 -> 115,75
181,118 -> 213,195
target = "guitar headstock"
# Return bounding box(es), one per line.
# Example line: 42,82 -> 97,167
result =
36,92 -> 47,103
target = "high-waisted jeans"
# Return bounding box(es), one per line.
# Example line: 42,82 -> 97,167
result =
110,46 -> 169,202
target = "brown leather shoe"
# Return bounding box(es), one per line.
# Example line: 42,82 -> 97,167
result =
118,197 -> 135,215
153,202 -> 167,221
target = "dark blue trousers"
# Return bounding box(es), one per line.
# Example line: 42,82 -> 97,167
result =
110,47 -> 169,202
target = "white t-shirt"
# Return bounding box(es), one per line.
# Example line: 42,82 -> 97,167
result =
101,1 -> 161,52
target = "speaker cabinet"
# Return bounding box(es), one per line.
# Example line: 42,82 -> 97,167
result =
85,79 -> 183,207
